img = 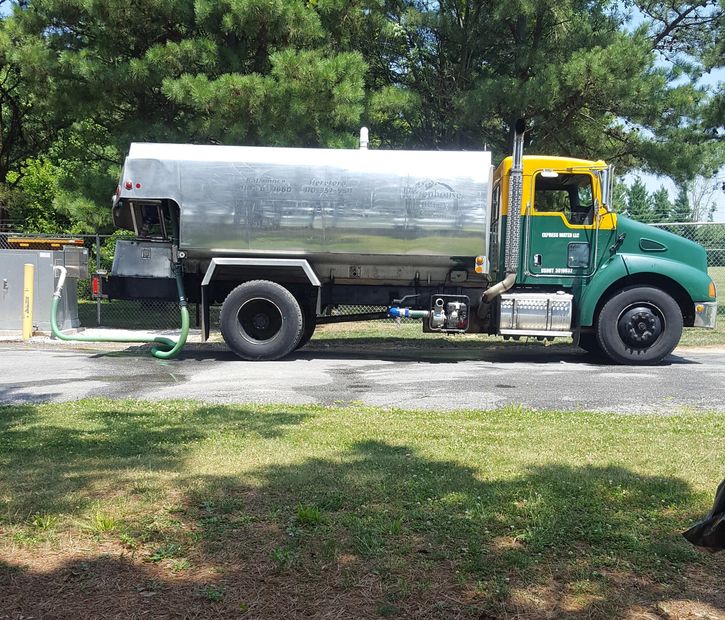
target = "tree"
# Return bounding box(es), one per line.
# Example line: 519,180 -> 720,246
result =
5,158 -> 71,233
316,0 -> 719,178
9,0 -> 367,149
0,4 -> 72,224
0,0 -> 365,228
671,185 -> 692,222
636,0 -> 723,75
686,175 -> 718,221
0,0 -> 370,230
625,178 -> 654,222
651,187 -> 673,222
1,0 -> 722,233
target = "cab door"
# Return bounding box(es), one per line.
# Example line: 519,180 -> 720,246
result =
522,170 -> 612,282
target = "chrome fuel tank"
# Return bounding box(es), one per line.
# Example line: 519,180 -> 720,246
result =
116,143 -> 493,277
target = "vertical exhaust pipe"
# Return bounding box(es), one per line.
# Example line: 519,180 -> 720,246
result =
482,119 -> 525,303
504,118 -> 525,275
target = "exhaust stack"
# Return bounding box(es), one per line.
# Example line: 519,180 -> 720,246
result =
482,119 -> 525,303
504,118 -> 525,275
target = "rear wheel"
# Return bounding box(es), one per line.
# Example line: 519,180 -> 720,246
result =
596,286 -> 682,365
220,280 -> 303,360
295,304 -> 317,350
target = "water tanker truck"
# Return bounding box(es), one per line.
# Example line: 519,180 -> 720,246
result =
98,124 -> 717,364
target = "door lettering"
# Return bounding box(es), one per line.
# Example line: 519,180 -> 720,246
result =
541,232 -> 581,238
540,267 -> 574,274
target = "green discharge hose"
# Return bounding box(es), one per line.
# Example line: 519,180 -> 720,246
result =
51,264 -> 189,360
51,206 -> 189,358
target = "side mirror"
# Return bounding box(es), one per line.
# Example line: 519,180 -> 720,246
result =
598,165 -> 614,212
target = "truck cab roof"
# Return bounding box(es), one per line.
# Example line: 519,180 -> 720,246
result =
495,155 -> 608,180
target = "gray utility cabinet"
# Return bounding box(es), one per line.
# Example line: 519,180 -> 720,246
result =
0,247 -> 88,332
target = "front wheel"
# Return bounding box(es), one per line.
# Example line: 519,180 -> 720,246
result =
220,280 -> 303,360
596,286 -> 682,365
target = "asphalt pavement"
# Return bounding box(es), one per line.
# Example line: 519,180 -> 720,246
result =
1,340 -> 723,413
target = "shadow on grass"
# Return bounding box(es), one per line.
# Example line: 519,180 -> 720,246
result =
0,401 -> 308,518
1,427 -> 722,618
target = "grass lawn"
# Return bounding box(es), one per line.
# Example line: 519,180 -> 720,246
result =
1,400 -> 723,618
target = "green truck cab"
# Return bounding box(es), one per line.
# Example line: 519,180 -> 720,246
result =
490,152 -> 717,364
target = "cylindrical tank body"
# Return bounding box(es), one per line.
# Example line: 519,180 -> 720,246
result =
114,143 -> 493,285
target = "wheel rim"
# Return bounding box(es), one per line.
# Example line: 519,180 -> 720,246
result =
237,298 -> 283,343
617,304 -> 664,349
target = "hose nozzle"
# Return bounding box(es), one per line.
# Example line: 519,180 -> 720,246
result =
53,265 -> 67,298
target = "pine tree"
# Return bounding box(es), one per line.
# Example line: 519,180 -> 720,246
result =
625,178 -> 654,223
670,186 -> 692,222
1,0 -> 721,232
651,187 -> 672,223
2,0 -> 369,230
325,0 -> 718,177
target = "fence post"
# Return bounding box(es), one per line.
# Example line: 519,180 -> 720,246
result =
95,233 -> 101,327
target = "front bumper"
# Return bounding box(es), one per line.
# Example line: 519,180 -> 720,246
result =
693,302 -> 717,328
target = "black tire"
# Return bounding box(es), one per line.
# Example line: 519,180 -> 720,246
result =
220,280 -> 303,360
596,286 -> 682,365
295,304 -> 317,350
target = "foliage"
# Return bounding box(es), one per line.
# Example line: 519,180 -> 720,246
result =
621,173 -> 719,224
329,0 -> 721,171
672,184 -> 693,222
0,11 -> 66,185
0,0 -> 722,232
651,186 -> 673,221
6,158 -> 70,233
624,177 -> 654,222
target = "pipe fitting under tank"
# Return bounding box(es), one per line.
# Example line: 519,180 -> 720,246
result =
388,307 -> 430,319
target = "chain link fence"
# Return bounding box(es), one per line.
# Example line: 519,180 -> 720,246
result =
651,223 -> 725,316
649,222 -> 725,267
0,231 -> 191,330
0,231 -> 395,330
2,223 -> 723,330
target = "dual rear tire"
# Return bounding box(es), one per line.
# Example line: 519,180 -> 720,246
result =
220,280 -> 315,360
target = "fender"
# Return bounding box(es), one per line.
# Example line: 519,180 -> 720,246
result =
577,254 -> 628,327
623,253 -> 713,301
577,253 -> 713,327
199,258 -> 321,342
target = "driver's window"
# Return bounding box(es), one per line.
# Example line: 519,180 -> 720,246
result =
534,173 -> 594,225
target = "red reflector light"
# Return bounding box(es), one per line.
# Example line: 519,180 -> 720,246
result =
92,276 -> 99,296
135,182 -> 141,189
124,180 -> 133,190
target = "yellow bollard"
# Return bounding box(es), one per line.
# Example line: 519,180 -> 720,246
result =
22,263 -> 34,339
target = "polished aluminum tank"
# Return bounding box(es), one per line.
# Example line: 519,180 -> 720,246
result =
116,143 -> 493,279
